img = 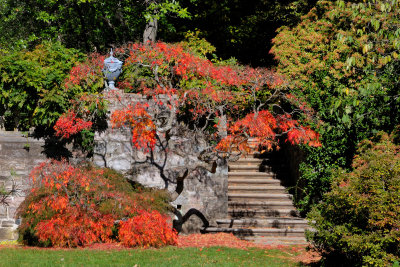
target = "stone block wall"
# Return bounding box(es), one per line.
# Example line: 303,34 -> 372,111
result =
0,131 -> 46,240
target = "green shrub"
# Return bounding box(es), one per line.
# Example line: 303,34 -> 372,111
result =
307,132 -> 400,266
0,41 -> 84,131
272,0 -> 400,214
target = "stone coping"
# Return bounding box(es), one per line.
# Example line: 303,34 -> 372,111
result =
0,131 -> 44,143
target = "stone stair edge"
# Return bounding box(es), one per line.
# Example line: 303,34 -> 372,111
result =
228,185 -> 286,189
228,171 -> 275,175
216,218 -> 316,224
204,227 -> 306,233
228,180 -> 281,185
228,202 -> 294,207
228,193 -> 292,197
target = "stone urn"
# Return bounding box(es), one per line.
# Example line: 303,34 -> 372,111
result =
102,49 -> 123,90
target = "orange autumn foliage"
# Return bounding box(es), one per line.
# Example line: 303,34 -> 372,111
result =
18,160 -> 174,248
119,210 -> 177,248
57,41 -> 321,155
110,103 -> 157,152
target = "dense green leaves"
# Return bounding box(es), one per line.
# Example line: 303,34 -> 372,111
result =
0,0 -> 193,52
307,133 -> 400,266
272,0 -> 400,213
0,42 -> 83,131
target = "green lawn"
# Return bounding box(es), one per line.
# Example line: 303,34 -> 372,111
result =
0,246 -> 300,267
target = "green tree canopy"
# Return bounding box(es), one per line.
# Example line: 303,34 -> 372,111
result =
0,0 -> 191,52
271,0 -> 400,212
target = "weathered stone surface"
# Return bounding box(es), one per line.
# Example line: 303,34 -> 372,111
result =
2,220 -> 16,228
0,227 -> 17,240
0,131 -> 47,240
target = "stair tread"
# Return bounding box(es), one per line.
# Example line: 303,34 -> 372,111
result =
228,209 -> 300,218
205,227 -> 306,233
228,207 -> 299,214
228,185 -> 285,189
229,165 -> 261,168
229,178 -> 280,182
228,192 -> 291,197
216,219 -> 309,229
217,218 -> 307,223
234,157 -> 264,161
228,200 -> 293,204
229,172 -> 274,175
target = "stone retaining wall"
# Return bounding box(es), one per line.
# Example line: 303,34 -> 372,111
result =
0,131 -> 46,240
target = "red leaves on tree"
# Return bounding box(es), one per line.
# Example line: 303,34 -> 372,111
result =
286,127 -> 321,147
53,111 -> 92,139
63,41 -> 321,155
111,103 -> 157,152
64,53 -> 105,90
114,42 -> 321,152
216,110 -> 321,152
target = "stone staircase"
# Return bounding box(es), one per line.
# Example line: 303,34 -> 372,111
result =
204,154 -> 310,245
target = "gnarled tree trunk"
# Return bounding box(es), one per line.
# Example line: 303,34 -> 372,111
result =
143,0 -> 158,43
143,17 -> 157,43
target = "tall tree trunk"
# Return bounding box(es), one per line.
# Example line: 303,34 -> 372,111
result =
143,16 -> 158,43
143,0 -> 158,43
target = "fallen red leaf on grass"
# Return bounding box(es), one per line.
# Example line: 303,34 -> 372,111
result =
177,233 -> 295,250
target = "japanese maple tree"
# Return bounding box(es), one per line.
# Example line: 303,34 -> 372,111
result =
17,160 -> 175,248
58,41 -> 320,156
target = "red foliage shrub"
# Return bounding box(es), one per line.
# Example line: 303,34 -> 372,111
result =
35,208 -> 114,247
18,160 -> 172,248
119,210 -> 177,248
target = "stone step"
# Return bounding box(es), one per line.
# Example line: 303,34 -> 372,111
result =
228,185 -> 287,194
244,236 -> 308,245
204,227 -> 306,237
229,165 -> 274,173
228,201 -> 295,210
230,158 -> 264,165
228,178 -> 281,186
216,218 -> 309,229
228,192 -> 292,201
229,165 -> 260,172
224,154 -> 307,246
229,208 -> 299,218
228,172 -> 276,179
